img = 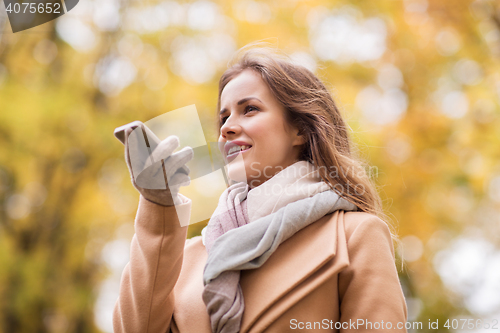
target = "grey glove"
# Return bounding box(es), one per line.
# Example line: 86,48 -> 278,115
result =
123,122 -> 194,206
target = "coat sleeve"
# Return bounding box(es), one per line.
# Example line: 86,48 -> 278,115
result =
113,194 -> 191,333
338,214 -> 408,332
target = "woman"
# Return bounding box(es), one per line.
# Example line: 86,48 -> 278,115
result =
113,46 -> 408,333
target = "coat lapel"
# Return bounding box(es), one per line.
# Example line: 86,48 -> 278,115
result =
239,210 -> 350,332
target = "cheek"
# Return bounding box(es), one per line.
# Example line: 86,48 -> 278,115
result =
247,116 -> 284,148
256,126 -> 292,157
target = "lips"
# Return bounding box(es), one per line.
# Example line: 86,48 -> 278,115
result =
224,141 -> 252,161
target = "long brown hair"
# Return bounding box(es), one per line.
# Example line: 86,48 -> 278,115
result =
216,44 -> 389,228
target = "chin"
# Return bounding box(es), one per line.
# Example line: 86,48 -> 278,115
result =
225,155 -> 248,184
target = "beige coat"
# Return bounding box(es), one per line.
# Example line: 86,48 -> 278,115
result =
113,194 -> 408,333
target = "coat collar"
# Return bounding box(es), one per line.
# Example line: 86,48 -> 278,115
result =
183,210 -> 350,332
238,210 -> 350,332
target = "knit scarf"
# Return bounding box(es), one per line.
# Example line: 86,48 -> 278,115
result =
201,162 -> 358,333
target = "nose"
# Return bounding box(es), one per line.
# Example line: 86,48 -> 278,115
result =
220,115 -> 241,139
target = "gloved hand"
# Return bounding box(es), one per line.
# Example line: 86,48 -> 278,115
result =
122,122 -> 194,206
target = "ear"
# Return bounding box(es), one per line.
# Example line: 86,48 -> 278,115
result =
291,128 -> 306,147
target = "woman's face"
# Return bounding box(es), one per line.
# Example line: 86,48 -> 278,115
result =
218,69 -> 304,188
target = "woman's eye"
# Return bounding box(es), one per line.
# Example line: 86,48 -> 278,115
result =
245,105 -> 259,113
220,105 -> 258,125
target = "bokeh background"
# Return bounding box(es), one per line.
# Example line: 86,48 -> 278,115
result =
1,0 -> 500,332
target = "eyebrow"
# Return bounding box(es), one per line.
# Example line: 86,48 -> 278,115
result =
219,97 -> 263,115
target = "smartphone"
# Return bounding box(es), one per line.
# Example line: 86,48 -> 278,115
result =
114,121 -> 163,174
114,121 -> 161,152
114,121 -> 190,182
